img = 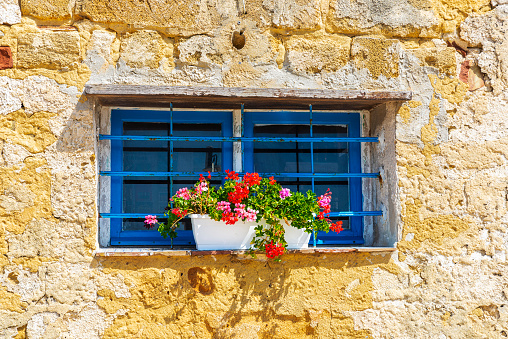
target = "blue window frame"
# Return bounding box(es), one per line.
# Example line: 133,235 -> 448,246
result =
244,111 -> 364,245
102,108 -> 380,246
108,109 -> 233,246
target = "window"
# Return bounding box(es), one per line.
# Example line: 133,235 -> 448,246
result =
99,107 -> 381,247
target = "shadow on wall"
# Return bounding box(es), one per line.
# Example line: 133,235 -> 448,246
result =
91,252 -> 392,337
52,91 -> 96,154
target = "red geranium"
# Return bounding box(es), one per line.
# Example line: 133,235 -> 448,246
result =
330,221 -> 343,233
221,211 -> 238,225
243,172 -> 261,187
265,241 -> 285,259
171,208 -> 187,218
225,169 -> 239,181
227,183 -> 249,204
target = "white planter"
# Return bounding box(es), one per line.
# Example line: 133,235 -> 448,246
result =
189,214 -> 256,250
190,214 -> 311,250
283,223 -> 311,249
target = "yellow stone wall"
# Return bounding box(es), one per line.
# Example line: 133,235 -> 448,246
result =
1,0 -> 507,338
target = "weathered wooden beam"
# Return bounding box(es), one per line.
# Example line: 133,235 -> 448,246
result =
85,85 -> 412,110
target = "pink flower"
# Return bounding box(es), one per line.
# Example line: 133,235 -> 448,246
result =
279,188 -> 291,200
217,201 -> 232,213
244,207 -> 258,222
234,203 -> 258,222
144,215 -> 158,229
196,181 -> 208,194
318,195 -> 331,208
175,187 -> 191,200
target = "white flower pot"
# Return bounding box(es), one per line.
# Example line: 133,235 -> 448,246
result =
190,214 -> 311,250
189,214 -> 256,250
283,223 -> 311,249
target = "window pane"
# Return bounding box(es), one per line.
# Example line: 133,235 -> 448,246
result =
122,122 -> 222,231
253,124 -> 350,229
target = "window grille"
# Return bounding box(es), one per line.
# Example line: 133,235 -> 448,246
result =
99,104 -> 382,246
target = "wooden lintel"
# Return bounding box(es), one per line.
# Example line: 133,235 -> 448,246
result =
85,85 -> 412,110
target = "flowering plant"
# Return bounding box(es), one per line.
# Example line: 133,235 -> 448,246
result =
146,171 -> 343,259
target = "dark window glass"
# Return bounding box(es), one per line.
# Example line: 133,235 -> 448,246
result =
122,122 -> 222,231
253,124 -> 350,229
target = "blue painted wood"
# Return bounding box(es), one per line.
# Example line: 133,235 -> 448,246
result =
348,113 -> 364,240
108,109 -> 377,247
309,106 -> 316,247
243,111 -> 365,245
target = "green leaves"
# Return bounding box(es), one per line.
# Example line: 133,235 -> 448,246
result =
159,172 -> 337,258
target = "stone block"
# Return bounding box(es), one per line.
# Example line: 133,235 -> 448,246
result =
84,30 -> 118,74
0,46 -> 13,69
79,0 -> 236,36
285,34 -> 351,74
412,47 -> 456,76
119,30 -> 172,69
264,0 -> 322,31
351,36 -> 400,79
465,174 -> 507,221
0,0 -> 21,25
0,77 -> 22,115
326,0 -> 439,37
461,5 -> 508,95
20,0 -> 75,21
17,31 -> 80,69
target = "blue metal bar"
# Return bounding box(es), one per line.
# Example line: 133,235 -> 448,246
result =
102,213 -> 168,218
169,103 -> 174,210
241,103 -> 244,172
100,211 -> 383,218
99,135 -> 379,143
310,105 -> 316,248
100,171 -> 380,178
309,105 -> 315,192
328,211 -> 383,217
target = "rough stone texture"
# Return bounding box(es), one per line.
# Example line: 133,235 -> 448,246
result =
119,30 -> 172,69
351,36 -> 400,79
1,1 -> 508,339
412,46 -> 457,76
285,34 -> 351,74
492,0 -> 508,5
0,0 -> 21,25
327,0 -> 491,37
461,5 -> 508,95
17,30 -> 81,69
264,0 -> 322,31
78,0 -> 237,37
327,0 -> 439,37
20,0 -> 75,21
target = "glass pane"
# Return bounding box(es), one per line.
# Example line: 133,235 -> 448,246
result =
122,122 -> 222,231
313,125 -> 348,173
253,125 -> 310,174
253,124 -> 350,229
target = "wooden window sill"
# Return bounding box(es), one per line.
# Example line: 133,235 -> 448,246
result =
85,85 -> 412,111
94,247 -> 396,257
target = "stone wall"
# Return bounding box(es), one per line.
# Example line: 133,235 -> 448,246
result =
0,0 -> 507,338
